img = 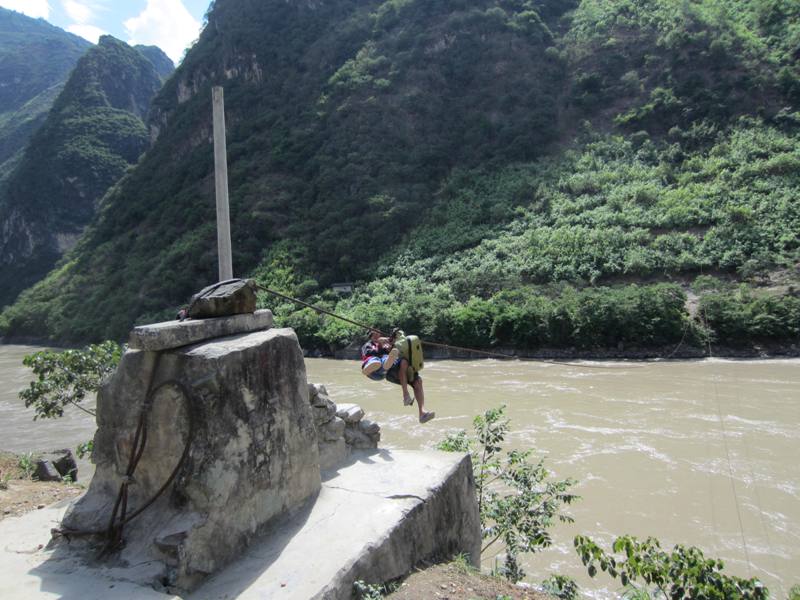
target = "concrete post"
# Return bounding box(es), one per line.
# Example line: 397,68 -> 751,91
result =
212,86 -> 233,281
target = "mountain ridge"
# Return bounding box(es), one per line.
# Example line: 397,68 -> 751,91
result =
0,0 -> 798,350
0,35 -> 166,307
0,7 -> 91,179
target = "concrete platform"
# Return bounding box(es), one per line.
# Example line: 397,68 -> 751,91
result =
0,450 -> 480,600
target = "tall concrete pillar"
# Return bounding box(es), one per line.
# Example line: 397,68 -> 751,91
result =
212,86 -> 233,281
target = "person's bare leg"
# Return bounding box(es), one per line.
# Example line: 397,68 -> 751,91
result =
398,359 -> 413,405
414,378 -> 434,422
413,379 -> 425,417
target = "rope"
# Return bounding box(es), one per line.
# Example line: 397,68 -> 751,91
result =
699,292 -> 753,577
54,378 -> 196,552
253,282 -> 645,369
710,374 -> 753,577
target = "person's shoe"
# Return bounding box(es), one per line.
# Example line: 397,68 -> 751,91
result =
419,411 -> 435,424
403,393 -> 414,406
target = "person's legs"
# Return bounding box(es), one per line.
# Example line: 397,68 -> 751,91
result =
398,359 -> 413,405
413,377 -> 434,423
412,378 -> 425,416
362,356 -> 383,377
382,347 -> 400,369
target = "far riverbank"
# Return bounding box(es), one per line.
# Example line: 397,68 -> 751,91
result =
4,326 -> 799,362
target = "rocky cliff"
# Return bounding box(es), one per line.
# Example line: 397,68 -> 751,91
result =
0,8 -> 91,180
134,45 -> 175,81
0,36 -> 167,308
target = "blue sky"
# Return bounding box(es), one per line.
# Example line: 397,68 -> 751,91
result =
0,0 -> 212,63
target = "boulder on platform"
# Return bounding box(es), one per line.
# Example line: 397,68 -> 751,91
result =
187,279 -> 258,319
60,326 -> 320,591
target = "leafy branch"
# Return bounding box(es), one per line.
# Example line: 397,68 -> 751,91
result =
20,341 -> 122,420
574,534 -> 769,599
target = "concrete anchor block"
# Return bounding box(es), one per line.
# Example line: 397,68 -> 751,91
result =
60,327 -> 320,592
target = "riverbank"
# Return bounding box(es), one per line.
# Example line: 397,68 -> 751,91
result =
4,331 -> 799,361
326,341 -> 800,361
0,452 -> 82,521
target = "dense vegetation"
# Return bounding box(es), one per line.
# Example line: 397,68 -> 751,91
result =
0,0 -> 797,352
0,36 -> 168,307
0,8 -> 90,179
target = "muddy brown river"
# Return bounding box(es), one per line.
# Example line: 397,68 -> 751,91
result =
1,344 -> 798,597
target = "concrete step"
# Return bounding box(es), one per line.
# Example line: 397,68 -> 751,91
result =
0,449 -> 479,600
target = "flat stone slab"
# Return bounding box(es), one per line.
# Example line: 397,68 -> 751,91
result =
0,450 -> 479,600
128,309 -> 273,351
336,403 -> 365,423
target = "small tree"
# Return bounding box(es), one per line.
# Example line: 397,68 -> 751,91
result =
20,341 -> 122,420
437,405 -> 578,582
574,534 -> 769,599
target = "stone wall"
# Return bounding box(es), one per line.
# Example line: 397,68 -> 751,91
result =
307,384 -> 380,471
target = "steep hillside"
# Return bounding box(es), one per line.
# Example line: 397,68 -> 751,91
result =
134,45 -> 175,80
0,8 -> 91,179
1,0 -> 798,351
0,36 -> 164,307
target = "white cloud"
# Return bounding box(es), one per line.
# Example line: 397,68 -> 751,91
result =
62,0 -> 92,24
0,0 -> 50,19
124,0 -> 201,64
67,23 -> 105,43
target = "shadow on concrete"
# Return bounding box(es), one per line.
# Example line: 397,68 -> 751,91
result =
186,493 -> 318,599
321,448 -> 394,483
25,450 -> 396,599
26,489 -> 317,600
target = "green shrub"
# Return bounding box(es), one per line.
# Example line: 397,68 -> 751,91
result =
700,288 -> 800,346
574,534 -> 769,599
437,406 -> 578,583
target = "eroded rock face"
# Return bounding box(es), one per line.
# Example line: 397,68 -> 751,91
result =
61,327 -> 320,591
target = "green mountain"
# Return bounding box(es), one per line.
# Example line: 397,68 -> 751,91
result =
134,45 -> 175,80
0,8 -> 91,179
1,0 -> 798,352
0,36 -> 165,307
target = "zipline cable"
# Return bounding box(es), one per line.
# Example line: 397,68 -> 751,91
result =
700,290 -> 753,577
253,282 -> 644,369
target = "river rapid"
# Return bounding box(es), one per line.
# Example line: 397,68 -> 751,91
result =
1,344 -> 798,597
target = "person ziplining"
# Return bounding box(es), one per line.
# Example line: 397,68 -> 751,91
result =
361,328 -> 435,424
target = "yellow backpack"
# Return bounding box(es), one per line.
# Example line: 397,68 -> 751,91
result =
393,330 -> 424,379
